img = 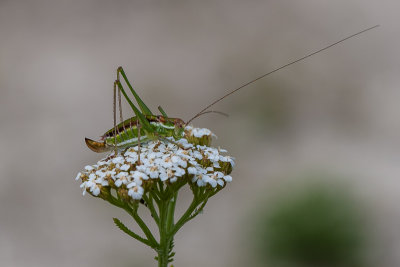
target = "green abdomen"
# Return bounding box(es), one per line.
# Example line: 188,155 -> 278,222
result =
104,116 -> 177,149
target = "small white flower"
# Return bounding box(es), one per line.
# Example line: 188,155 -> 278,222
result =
147,165 -> 160,179
192,151 -> 203,160
217,179 -> 224,186
189,160 -> 198,166
147,152 -> 158,160
97,160 -> 107,166
179,160 -> 188,168
126,156 -> 138,164
223,175 -> 232,182
166,169 -> 174,178
115,172 -> 129,187
96,170 -> 106,178
91,185 -> 101,196
98,177 -> 109,186
84,165 -> 94,171
75,172 -> 82,181
173,167 -> 186,177
210,172 -> 225,187
120,164 -> 130,171
83,176 -> 102,196
192,128 -> 212,138
188,167 -> 197,175
132,171 -> 149,184
207,177 -> 217,188
161,156 -> 173,168
128,185 -> 144,200
193,174 -> 210,187
127,181 -> 137,189
205,151 -> 219,161
171,155 -> 181,163
220,156 -> 235,167
112,156 -> 125,165
177,138 -> 193,149
77,127 -> 234,202
159,170 -> 169,181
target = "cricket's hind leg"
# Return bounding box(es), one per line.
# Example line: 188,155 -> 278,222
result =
109,75 -> 128,159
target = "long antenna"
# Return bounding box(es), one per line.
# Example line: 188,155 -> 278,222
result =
186,25 -> 379,125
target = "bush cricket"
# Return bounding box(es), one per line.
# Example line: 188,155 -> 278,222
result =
85,25 -> 379,159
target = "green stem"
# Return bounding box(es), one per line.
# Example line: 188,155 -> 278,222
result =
150,189 -> 161,205
158,198 -> 171,267
185,197 -> 209,223
157,187 -> 180,267
166,191 -> 177,232
104,183 -> 217,266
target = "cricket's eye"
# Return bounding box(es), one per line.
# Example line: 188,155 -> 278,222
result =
174,119 -> 184,128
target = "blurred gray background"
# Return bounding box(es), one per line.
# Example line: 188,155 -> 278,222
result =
0,0 -> 398,266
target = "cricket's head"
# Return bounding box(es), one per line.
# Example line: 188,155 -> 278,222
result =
173,118 -> 186,139
85,137 -> 111,153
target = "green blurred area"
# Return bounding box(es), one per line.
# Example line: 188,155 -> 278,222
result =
253,178 -> 367,267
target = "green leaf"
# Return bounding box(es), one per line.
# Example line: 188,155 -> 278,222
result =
113,217 -> 136,238
113,217 -> 152,247
168,239 -> 175,262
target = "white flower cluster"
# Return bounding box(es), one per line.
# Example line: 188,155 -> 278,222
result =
76,128 -> 234,201
185,126 -> 215,138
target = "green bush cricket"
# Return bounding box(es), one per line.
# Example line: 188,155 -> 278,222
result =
85,25 -> 378,157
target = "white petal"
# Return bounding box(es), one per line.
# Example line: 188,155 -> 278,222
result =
92,187 -> 100,196
127,182 -> 137,188
159,172 -> 168,181
120,164 -> 130,171
188,167 -> 197,175
213,162 -> 221,168
149,171 -> 159,179
84,165 -> 94,171
208,179 -> 217,188
197,179 -> 206,187
223,175 -> 232,182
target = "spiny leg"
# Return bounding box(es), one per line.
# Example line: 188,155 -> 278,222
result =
117,85 -> 127,134
113,81 -> 118,156
137,121 -> 142,165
